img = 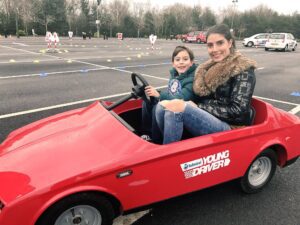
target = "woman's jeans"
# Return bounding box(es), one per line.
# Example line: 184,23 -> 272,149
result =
142,101 -> 162,143
155,103 -> 231,144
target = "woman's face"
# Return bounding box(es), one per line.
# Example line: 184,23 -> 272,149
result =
172,50 -> 193,74
206,33 -> 232,62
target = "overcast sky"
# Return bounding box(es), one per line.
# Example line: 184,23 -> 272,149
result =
146,0 -> 299,15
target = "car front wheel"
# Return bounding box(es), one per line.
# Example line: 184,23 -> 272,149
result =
240,149 -> 277,194
247,41 -> 254,47
265,47 -> 269,51
36,193 -> 115,225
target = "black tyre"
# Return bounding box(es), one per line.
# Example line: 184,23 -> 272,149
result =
264,47 -> 269,51
36,193 -> 115,225
247,41 -> 254,47
240,149 -> 277,194
283,44 -> 288,52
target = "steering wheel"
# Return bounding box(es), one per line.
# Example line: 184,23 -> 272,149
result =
131,73 -> 155,105
106,73 -> 155,110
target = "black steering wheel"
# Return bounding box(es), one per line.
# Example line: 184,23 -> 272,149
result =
106,73 -> 155,110
131,73 -> 155,105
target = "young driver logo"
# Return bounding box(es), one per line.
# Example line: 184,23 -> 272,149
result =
180,150 -> 231,179
168,79 -> 181,96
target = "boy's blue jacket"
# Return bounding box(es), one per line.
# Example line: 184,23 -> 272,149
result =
159,63 -> 197,101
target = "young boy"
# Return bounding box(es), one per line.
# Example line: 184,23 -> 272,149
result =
141,46 -> 197,143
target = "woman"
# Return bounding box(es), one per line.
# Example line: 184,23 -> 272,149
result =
155,24 -> 257,144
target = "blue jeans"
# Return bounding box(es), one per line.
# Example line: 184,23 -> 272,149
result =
155,103 -> 231,144
142,101 -> 162,143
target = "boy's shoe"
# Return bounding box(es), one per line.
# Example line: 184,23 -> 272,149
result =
140,134 -> 152,141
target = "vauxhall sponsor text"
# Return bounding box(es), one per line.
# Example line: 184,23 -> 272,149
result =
180,150 -> 231,179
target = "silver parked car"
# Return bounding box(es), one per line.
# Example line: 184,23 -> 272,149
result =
265,33 -> 297,52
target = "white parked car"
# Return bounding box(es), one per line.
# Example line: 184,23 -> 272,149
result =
243,33 -> 270,47
265,33 -> 297,51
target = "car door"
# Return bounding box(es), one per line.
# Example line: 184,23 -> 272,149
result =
255,34 -> 268,46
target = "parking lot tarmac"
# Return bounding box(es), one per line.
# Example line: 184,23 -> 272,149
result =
0,36 -> 299,225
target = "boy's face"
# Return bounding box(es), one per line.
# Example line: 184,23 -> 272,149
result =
172,50 -> 193,74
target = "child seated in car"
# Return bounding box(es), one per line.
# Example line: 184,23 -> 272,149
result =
141,46 -> 197,143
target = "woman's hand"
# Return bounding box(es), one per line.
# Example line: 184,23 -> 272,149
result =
145,86 -> 160,97
160,99 -> 186,113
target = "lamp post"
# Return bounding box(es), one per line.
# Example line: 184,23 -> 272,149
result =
96,0 -> 102,38
230,0 -> 238,33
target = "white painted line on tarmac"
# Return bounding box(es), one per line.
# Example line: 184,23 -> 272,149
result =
13,42 -> 29,46
0,63 -> 170,80
0,44 -> 40,55
254,95 -> 299,106
113,210 -> 150,225
0,68 -> 108,79
0,85 -> 168,119
289,105 -> 300,114
1,92 -> 298,120
0,58 -> 63,64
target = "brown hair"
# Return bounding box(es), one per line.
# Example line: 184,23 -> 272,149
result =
172,46 -> 195,62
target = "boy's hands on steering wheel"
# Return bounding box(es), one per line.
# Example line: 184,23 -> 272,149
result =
145,86 -> 160,98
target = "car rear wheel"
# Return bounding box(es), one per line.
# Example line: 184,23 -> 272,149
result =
240,149 -> 277,194
247,41 -> 254,47
36,193 -> 115,225
265,47 -> 269,51
283,45 -> 289,52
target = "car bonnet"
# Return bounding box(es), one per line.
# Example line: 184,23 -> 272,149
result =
0,101 -> 148,204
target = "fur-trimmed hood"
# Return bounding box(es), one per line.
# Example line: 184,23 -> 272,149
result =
193,52 -> 257,96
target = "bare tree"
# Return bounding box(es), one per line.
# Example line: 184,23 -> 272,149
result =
66,0 -> 80,31
132,1 -> 147,38
108,0 -> 129,28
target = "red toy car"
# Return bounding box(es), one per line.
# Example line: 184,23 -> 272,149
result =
0,74 -> 299,225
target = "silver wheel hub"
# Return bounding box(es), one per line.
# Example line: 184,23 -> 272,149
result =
248,156 -> 272,187
55,205 -> 102,225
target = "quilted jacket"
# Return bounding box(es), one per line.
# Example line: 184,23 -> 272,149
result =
193,52 -> 257,126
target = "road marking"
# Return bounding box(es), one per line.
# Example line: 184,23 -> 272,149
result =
0,85 -> 168,119
254,95 -> 299,106
1,93 -> 298,120
0,44 -> 40,55
289,105 -> 300,114
0,63 -> 170,80
0,68 -> 108,79
114,210 -> 150,225
12,42 -> 29,46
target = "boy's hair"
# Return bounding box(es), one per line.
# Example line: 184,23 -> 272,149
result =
206,24 -> 236,53
172,46 -> 195,62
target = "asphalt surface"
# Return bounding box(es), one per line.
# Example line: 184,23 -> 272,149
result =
0,36 -> 299,225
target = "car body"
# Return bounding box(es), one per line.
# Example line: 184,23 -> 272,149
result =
182,31 -> 207,43
0,76 -> 300,225
265,33 -> 297,51
243,33 -> 270,47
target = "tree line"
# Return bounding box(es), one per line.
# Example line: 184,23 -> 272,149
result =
0,0 -> 299,39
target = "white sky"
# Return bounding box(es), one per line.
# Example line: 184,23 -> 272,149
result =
146,0 -> 299,15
